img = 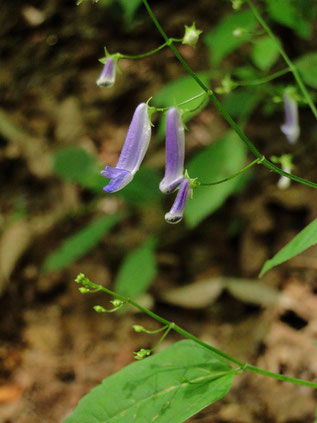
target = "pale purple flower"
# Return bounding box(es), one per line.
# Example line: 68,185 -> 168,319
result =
96,58 -> 116,87
165,178 -> 191,224
280,92 -> 300,144
159,107 -> 185,194
101,103 -> 151,192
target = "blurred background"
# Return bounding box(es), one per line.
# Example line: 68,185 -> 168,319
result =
0,0 -> 317,421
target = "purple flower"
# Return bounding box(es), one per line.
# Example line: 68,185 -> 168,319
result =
101,103 -> 151,192
165,178 -> 191,224
280,92 -> 300,144
96,58 -> 116,87
159,107 -> 185,194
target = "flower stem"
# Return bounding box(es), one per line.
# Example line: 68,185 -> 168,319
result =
118,38 -> 183,60
77,275 -> 317,389
245,0 -> 317,121
235,67 -> 291,87
200,157 -> 262,186
142,0 -> 317,189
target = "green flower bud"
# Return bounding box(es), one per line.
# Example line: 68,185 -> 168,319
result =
182,23 -> 202,48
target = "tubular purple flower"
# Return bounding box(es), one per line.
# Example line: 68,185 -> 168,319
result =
165,178 -> 191,224
96,58 -> 116,87
159,107 -> 185,194
280,92 -> 300,144
101,103 -> 151,192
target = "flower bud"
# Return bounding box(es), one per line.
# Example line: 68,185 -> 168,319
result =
165,178 -> 191,224
182,23 -> 202,48
96,57 -> 116,87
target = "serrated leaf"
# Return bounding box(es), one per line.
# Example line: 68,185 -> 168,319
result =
225,278 -> 280,306
63,340 -> 234,423
260,218 -> 317,277
153,73 -> 209,140
251,36 -> 280,71
266,0 -> 312,39
296,52 -> 317,89
115,238 -> 157,298
43,215 -> 121,272
204,11 -> 257,65
185,132 -> 247,228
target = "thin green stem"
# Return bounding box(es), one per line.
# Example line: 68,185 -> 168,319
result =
142,0 -> 317,189
200,157 -> 261,186
245,0 -> 317,121
76,275 -> 317,389
235,67 -> 291,87
157,92 -> 207,112
118,38 -> 182,60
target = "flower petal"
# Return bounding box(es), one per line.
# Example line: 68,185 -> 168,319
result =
280,92 -> 300,144
101,167 -> 133,193
165,179 -> 191,224
160,107 -> 185,194
96,58 -> 116,87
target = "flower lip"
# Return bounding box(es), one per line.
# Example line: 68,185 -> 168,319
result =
165,178 -> 191,224
96,58 -> 116,87
159,107 -> 185,194
280,92 -> 300,144
101,103 -> 151,193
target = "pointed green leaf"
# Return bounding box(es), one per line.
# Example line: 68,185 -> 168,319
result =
43,215 -> 121,272
251,36 -> 280,71
115,238 -> 157,297
296,52 -> 317,89
63,340 -> 234,423
260,218 -> 317,277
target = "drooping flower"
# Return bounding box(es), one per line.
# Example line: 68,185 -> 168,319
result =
280,91 -> 300,144
96,57 -> 116,87
277,154 -> 293,190
165,178 -> 191,224
159,107 -> 185,194
101,103 -> 151,192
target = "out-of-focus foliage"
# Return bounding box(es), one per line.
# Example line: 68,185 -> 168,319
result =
185,132 -> 247,228
251,36 -> 280,72
266,0 -> 312,39
204,11 -> 257,65
43,215 -> 122,272
114,237 -> 157,298
63,340 -> 234,423
296,52 -> 317,89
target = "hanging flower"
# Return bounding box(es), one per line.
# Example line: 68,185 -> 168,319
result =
280,90 -> 300,144
159,107 -> 185,194
96,57 -> 116,87
165,178 -> 191,224
101,103 -> 151,192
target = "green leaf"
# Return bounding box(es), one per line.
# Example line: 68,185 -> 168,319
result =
185,132 -> 247,228
117,167 -> 162,205
222,88 -> 262,120
115,238 -> 157,298
260,218 -> 317,277
266,0 -> 312,39
43,215 -> 121,272
63,340 -> 234,423
53,146 -> 104,191
204,11 -> 257,65
153,73 -> 209,140
118,0 -> 143,22
251,36 -> 280,71
296,52 -> 317,89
